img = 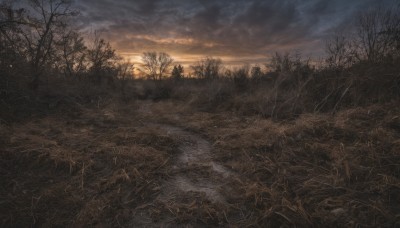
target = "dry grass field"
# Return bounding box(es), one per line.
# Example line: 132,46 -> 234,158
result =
1,91 -> 399,226
2,1 -> 400,227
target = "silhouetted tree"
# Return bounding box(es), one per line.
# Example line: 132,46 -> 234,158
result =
191,57 -> 222,80
171,64 -> 184,80
269,52 -> 294,73
356,6 -> 400,63
1,3 -> 34,92
224,69 -> 233,78
19,0 -> 78,90
0,3 -> 25,46
233,65 -> 249,91
57,30 -> 87,78
250,65 -> 263,80
116,59 -> 134,96
87,34 -> 118,84
325,34 -> 356,70
117,59 -> 134,80
268,52 -> 312,75
141,52 -> 173,81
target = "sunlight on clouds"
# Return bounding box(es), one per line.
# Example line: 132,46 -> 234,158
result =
130,35 -> 220,48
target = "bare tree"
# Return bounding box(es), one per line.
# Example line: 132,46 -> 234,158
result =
171,64 -> 184,80
57,30 -> 87,78
141,52 -> 173,81
18,0 -> 78,90
268,52 -> 295,73
232,65 -> 249,90
115,59 -> 134,95
268,52 -> 313,75
87,34 -> 118,84
117,59 -> 134,80
191,57 -> 222,80
1,0 -> 79,90
356,6 -> 400,63
0,3 -> 30,81
0,3 -> 26,45
250,65 -> 263,80
325,33 -> 356,69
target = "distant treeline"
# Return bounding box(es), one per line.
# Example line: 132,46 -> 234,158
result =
1,1 -> 400,118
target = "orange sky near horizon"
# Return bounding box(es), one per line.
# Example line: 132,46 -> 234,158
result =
74,0 -> 397,76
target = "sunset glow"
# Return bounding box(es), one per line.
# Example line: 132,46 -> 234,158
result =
74,0 -> 396,67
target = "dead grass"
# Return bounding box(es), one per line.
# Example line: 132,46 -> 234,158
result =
138,100 -> 400,227
0,102 -> 180,226
1,96 -> 399,227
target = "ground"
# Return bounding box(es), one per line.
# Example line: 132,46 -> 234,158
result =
1,99 -> 399,227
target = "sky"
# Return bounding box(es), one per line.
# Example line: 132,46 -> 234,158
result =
74,0 -> 398,67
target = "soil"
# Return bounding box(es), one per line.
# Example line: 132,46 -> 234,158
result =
153,124 -> 233,202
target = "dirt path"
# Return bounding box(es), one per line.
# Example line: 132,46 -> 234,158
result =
130,122 -> 236,226
152,124 -> 233,204
131,104 -> 237,225
138,103 -> 234,204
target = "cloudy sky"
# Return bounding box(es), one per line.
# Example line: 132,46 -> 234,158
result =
74,0 -> 397,66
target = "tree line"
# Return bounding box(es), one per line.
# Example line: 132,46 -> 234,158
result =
128,4 -> 400,82
1,0 -> 400,93
0,0 -> 132,91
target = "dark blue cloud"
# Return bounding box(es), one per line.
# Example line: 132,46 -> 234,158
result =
73,0 -> 399,63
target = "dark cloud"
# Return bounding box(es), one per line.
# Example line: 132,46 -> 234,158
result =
73,0 -> 398,65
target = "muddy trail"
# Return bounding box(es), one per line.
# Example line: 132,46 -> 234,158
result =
130,122 -> 236,226
154,124 -> 233,202
118,103 -> 242,226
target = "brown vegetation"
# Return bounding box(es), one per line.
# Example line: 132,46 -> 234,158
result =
1,1 -> 400,227
1,98 -> 399,226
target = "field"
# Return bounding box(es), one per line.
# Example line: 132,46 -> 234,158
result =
1,81 -> 399,227
2,1 -> 400,227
